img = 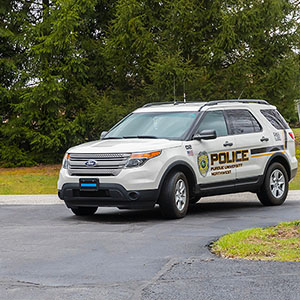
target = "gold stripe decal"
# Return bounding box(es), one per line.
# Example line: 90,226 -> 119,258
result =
251,153 -> 275,158
251,133 -> 285,158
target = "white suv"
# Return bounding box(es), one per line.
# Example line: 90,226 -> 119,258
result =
58,100 -> 298,219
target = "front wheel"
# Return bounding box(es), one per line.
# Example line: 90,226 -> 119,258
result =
159,171 -> 189,219
71,207 -> 98,216
257,162 -> 288,206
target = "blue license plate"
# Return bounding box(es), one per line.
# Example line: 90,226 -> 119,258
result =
79,178 -> 99,191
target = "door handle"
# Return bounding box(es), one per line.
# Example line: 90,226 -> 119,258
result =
223,141 -> 233,147
260,136 -> 269,142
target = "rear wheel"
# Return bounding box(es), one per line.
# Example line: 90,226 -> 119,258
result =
159,171 -> 189,219
257,162 -> 288,206
71,207 -> 98,216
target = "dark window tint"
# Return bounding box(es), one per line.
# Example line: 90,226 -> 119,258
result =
260,109 -> 289,130
197,110 -> 228,137
226,109 -> 262,135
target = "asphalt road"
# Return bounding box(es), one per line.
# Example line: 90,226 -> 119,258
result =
1,192 -> 300,300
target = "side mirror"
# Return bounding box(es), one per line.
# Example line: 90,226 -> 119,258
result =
193,129 -> 216,141
100,131 -> 108,140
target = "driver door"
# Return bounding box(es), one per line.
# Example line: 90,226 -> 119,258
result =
190,110 -> 236,185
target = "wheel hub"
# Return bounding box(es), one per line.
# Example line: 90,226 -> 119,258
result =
175,179 -> 187,211
270,169 -> 285,199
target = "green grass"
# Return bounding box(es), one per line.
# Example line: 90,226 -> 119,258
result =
289,128 -> 300,189
289,167 -> 300,189
0,165 -> 60,194
211,221 -> 300,261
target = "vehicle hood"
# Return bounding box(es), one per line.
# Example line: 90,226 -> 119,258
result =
68,139 -> 182,154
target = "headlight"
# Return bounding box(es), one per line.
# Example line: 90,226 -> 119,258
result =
62,153 -> 70,169
125,151 -> 161,168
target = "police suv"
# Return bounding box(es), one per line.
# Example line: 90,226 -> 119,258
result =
58,100 -> 298,219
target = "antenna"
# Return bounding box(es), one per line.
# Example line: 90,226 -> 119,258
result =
173,74 -> 176,104
238,88 -> 245,100
183,80 -> 186,103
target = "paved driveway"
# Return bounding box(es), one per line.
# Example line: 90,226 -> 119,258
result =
0,192 -> 300,300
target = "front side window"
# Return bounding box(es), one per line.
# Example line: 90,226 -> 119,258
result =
260,109 -> 289,130
197,110 -> 228,137
104,112 -> 198,140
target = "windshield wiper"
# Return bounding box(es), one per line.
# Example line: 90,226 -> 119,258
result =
137,135 -> 158,139
122,135 -> 158,139
103,137 -> 123,140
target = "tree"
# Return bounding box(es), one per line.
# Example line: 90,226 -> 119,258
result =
108,0 -> 300,117
0,0 -> 34,165
1,0 -> 300,166
1,0 -> 119,166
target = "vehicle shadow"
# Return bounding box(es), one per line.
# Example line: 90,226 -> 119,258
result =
62,206 -> 164,223
60,199 -> 280,224
188,201 -> 262,215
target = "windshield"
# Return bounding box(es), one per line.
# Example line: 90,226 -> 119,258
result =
104,112 -> 198,140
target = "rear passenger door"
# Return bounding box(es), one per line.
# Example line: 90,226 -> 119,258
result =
224,108 -> 271,180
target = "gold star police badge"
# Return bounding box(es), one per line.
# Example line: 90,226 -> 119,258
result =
197,151 -> 209,177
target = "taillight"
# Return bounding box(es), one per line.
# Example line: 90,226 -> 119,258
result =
289,132 -> 295,140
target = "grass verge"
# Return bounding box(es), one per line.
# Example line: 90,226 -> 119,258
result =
211,221 -> 300,261
0,165 -> 60,194
290,128 -> 300,189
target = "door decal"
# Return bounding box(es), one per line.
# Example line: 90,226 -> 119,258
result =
197,151 -> 209,177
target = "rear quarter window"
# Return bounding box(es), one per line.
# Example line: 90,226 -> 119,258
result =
260,109 -> 289,130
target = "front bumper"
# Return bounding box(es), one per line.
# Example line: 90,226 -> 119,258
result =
58,183 -> 159,209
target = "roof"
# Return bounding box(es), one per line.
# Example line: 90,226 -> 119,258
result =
134,99 -> 271,113
135,102 -> 206,113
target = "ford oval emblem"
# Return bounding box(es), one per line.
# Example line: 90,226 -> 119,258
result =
85,160 -> 97,167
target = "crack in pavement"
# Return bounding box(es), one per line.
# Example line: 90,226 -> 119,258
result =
131,258 -> 180,300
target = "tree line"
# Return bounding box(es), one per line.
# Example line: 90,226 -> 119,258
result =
1,0 -> 300,166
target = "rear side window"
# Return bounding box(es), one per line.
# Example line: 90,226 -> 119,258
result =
197,110 -> 228,137
260,109 -> 289,130
225,109 -> 262,135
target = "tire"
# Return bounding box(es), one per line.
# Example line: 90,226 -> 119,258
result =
257,162 -> 288,206
159,171 -> 190,219
71,207 -> 98,216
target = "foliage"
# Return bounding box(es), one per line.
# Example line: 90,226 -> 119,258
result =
1,0 -> 300,165
211,220 -> 300,261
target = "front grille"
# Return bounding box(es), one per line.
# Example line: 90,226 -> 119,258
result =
68,153 -> 131,176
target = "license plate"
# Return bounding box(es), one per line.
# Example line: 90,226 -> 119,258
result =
79,178 -> 99,191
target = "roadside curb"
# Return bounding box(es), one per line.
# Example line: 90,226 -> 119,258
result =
0,194 -> 61,205
0,190 -> 299,205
